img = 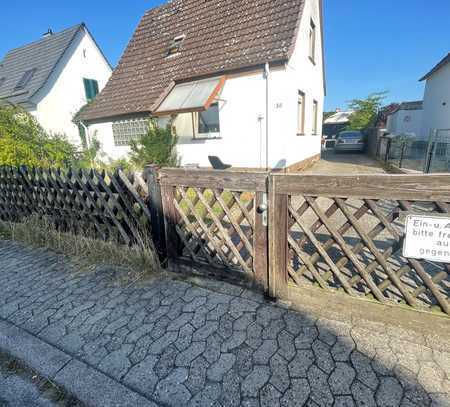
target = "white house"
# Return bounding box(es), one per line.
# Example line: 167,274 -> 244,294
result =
0,24 -> 112,145
385,101 -> 423,138
420,53 -> 450,140
80,0 -> 326,171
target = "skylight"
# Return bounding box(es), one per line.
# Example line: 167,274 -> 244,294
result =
15,68 -> 37,91
167,35 -> 185,57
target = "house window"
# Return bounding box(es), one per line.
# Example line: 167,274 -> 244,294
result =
112,118 -> 149,146
196,103 -> 220,138
167,35 -> 185,57
0,77 -> 5,88
309,19 -> 316,63
83,78 -> 99,102
312,100 -> 319,135
15,68 -> 37,90
297,91 -> 305,135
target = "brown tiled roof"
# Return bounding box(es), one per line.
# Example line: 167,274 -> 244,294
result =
81,0 -> 306,122
420,53 -> 450,82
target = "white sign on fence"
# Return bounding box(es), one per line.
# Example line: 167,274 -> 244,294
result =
403,215 -> 450,263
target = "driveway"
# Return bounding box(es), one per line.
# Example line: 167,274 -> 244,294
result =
304,150 -> 386,174
0,241 -> 449,407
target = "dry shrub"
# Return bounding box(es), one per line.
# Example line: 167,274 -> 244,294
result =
0,216 -> 160,277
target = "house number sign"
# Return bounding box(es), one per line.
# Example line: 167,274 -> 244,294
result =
403,215 -> 450,263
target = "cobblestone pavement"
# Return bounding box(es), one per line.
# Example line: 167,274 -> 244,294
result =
0,351 -> 84,407
0,241 -> 449,407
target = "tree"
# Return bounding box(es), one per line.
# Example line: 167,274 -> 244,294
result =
129,120 -> 178,167
346,92 -> 387,130
0,105 -> 78,167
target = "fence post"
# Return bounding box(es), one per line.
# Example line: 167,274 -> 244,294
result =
268,173 -> 289,300
399,141 -> 407,168
384,138 -> 391,163
144,165 -> 167,263
159,180 -> 182,268
254,181 -> 269,291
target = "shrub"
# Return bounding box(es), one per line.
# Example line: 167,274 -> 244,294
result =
129,119 -> 178,167
0,105 -> 77,167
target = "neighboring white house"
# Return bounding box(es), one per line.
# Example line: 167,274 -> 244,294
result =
0,24 -> 112,145
420,53 -> 450,140
323,110 -> 353,138
80,0 -> 326,170
385,101 -> 423,138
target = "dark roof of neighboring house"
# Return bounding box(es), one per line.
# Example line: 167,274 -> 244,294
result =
0,24 -> 101,105
80,0 -> 310,122
420,53 -> 450,81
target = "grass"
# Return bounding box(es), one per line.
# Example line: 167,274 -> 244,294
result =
0,216 -> 160,280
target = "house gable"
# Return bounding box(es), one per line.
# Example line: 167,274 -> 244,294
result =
80,0 -> 307,122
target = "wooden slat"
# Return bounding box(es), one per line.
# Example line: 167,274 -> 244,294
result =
159,168 -> 269,192
273,173 -> 450,201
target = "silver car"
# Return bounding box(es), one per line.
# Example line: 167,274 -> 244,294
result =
334,131 -> 365,152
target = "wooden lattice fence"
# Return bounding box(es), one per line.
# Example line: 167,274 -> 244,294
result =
0,165 -> 154,247
270,173 -> 450,314
158,169 -> 269,289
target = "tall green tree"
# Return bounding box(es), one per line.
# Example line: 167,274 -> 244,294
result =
347,92 -> 387,130
129,120 -> 178,167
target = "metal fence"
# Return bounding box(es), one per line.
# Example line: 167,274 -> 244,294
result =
377,130 -> 450,173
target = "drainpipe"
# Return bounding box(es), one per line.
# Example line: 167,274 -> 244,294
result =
79,121 -> 90,149
264,62 -> 270,171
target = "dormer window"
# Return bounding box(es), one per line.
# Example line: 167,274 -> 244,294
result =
15,68 -> 37,91
167,35 -> 185,57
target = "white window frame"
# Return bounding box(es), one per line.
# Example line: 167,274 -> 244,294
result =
297,90 -> 306,135
309,19 -> 316,63
312,100 -> 319,135
193,102 -> 221,140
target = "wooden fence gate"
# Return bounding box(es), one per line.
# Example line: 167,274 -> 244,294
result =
158,168 -> 450,315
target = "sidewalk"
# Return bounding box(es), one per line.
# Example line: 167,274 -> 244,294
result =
0,241 -> 449,407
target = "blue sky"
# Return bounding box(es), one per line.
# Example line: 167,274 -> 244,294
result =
2,0 -> 449,111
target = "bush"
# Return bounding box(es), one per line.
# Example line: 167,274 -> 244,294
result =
129,119 -> 178,167
0,105 -> 78,167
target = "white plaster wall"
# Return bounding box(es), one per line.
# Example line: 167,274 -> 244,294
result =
87,0 -> 324,169
386,109 -> 423,137
31,28 -> 112,145
422,63 -> 450,139
174,0 -> 324,169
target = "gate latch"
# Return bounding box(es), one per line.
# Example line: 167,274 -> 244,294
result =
257,193 -> 268,226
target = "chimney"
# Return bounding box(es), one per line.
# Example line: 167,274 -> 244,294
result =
43,29 -> 53,38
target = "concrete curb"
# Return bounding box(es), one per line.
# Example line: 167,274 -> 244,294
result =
0,319 -> 159,407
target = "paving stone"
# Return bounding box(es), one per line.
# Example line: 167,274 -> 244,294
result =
220,369 -> 242,407
253,340 -> 278,365
154,368 -> 191,407
312,340 -> 335,374
295,326 -> 319,349
207,353 -> 236,382
221,330 -> 247,352
175,341 -> 206,367
289,350 -> 315,378
280,378 -> 310,407
149,331 -> 178,355
334,396 -> 356,407
242,365 -> 271,398
188,383 -> 221,407
308,365 -> 334,406
329,362 -> 356,395
185,356 -> 209,395
192,320 -> 218,341
123,354 -> 159,396
375,377 -> 404,407
269,353 -> 290,393
97,344 -> 133,379
235,345 -> 255,378
352,381 -> 376,407
351,351 -> 379,391
260,383 -> 281,407
331,336 -> 355,362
